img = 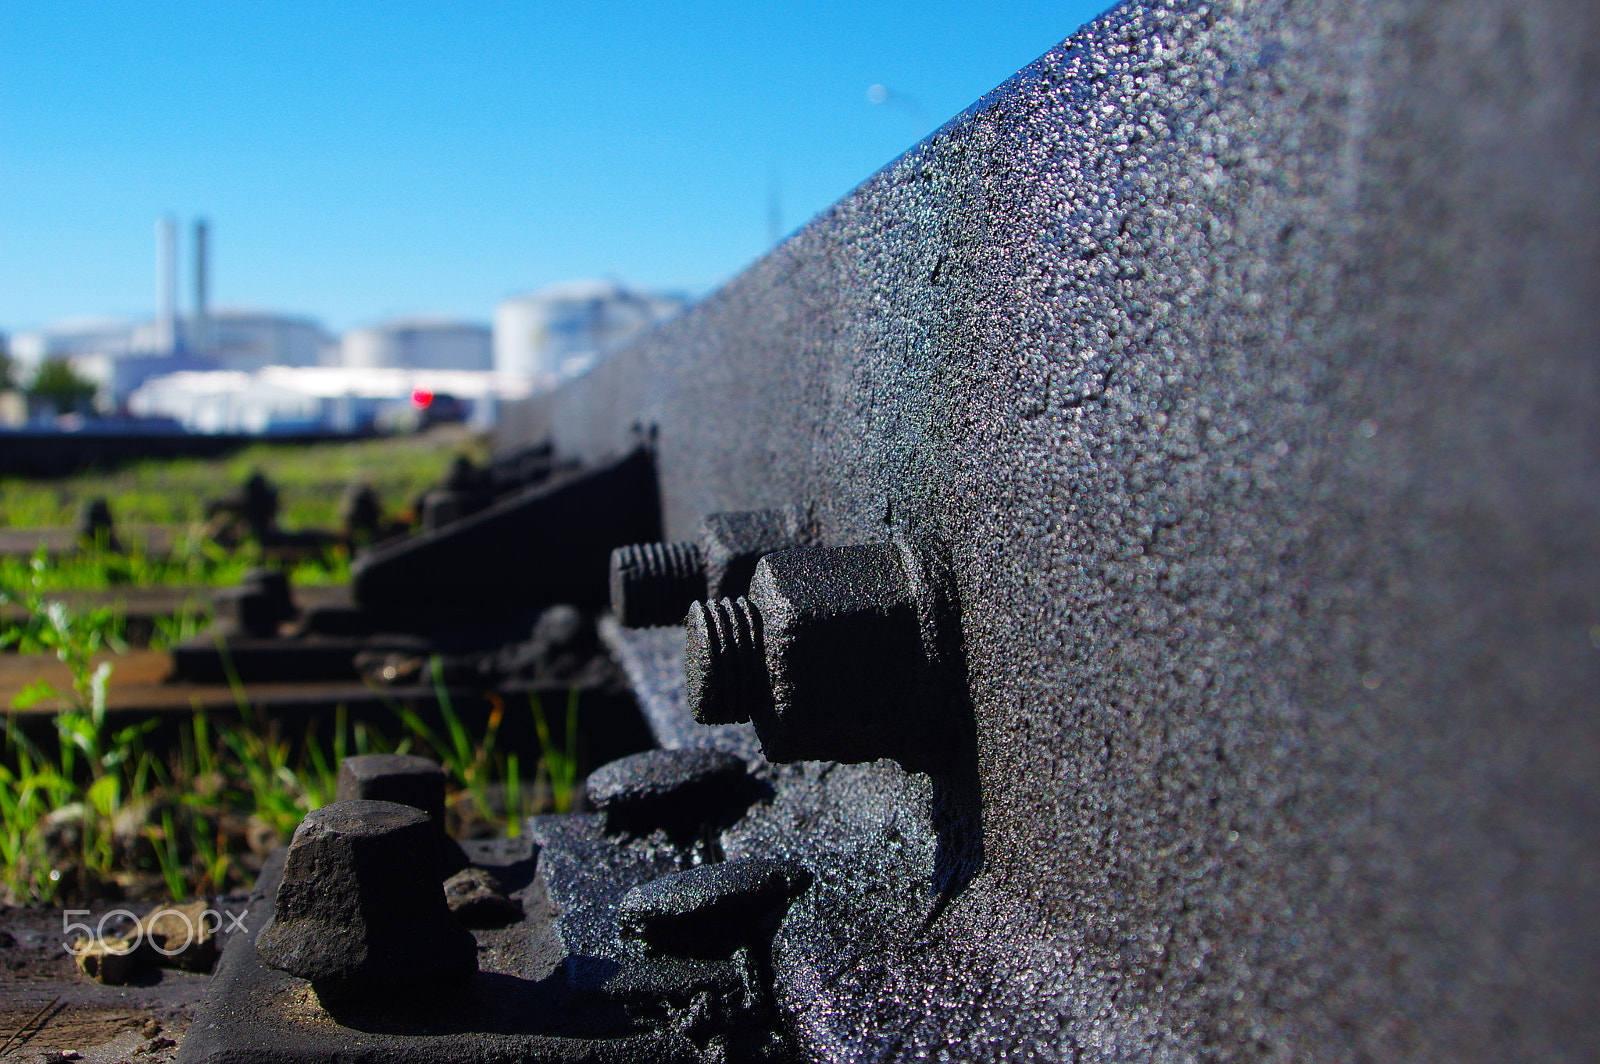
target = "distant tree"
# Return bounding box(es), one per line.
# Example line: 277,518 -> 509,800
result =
28,356 -> 98,415
0,336 -> 15,391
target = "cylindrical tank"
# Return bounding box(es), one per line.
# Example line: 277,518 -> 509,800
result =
494,280 -> 688,379
342,319 -> 491,371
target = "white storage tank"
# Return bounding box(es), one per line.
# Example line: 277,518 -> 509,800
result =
493,280 -> 688,379
341,317 -> 492,371
204,310 -> 332,371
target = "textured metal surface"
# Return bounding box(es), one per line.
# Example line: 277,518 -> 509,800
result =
598,617 -> 763,759
254,801 -> 478,994
175,844 -> 685,1064
587,748 -> 756,837
512,0 -> 1600,1058
685,538 -> 965,770
610,541 -> 707,627
351,447 -> 661,623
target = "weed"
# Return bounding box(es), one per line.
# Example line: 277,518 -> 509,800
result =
531,689 -> 580,814
0,550 -> 143,900
0,534 -> 352,593
148,600 -> 209,651
384,657 -> 511,837
0,594 -> 579,903
146,808 -> 185,901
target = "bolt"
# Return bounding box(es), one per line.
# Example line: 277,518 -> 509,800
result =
684,537 -> 958,771
420,490 -> 468,531
700,508 -> 815,602
618,856 -> 810,960
240,471 -> 279,540
610,507 -> 815,627
78,497 -> 119,550
336,753 -> 446,820
215,567 -> 295,637
685,597 -> 770,727
586,748 -> 754,836
444,454 -> 483,493
340,482 -> 383,544
254,799 -> 478,997
335,754 -> 467,875
610,541 -> 706,627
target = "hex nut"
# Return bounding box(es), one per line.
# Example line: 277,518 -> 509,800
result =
420,489 -> 468,531
610,507 -> 815,627
215,567 -> 295,637
336,754 -> 447,821
700,507 -> 813,600
335,753 -> 467,876
685,537 -> 959,771
586,748 -> 753,834
610,541 -> 706,627
618,857 -> 811,959
79,497 -> 118,548
254,799 -> 477,996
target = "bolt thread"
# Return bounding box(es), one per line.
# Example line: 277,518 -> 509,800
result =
610,542 -> 707,626
685,596 -> 768,725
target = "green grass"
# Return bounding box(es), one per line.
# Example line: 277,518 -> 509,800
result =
0,569 -> 573,906
0,539 -> 352,593
0,429 -> 578,904
0,429 -> 491,530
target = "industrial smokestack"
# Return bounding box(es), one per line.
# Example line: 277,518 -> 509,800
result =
193,219 -> 210,358
156,216 -> 178,355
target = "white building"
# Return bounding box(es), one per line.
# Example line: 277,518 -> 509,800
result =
197,309 -> 334,371
73,351 -> 212,411
129,365 -> 538,434
9,316 -> 141,368
12,316 -> 198,412
342,317 -> 492,371
128,370 -> 321,434
8,310 -> 336,410
493,280 -> 688,379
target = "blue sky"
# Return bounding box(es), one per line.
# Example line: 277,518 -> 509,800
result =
0,1 -> 1107,335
